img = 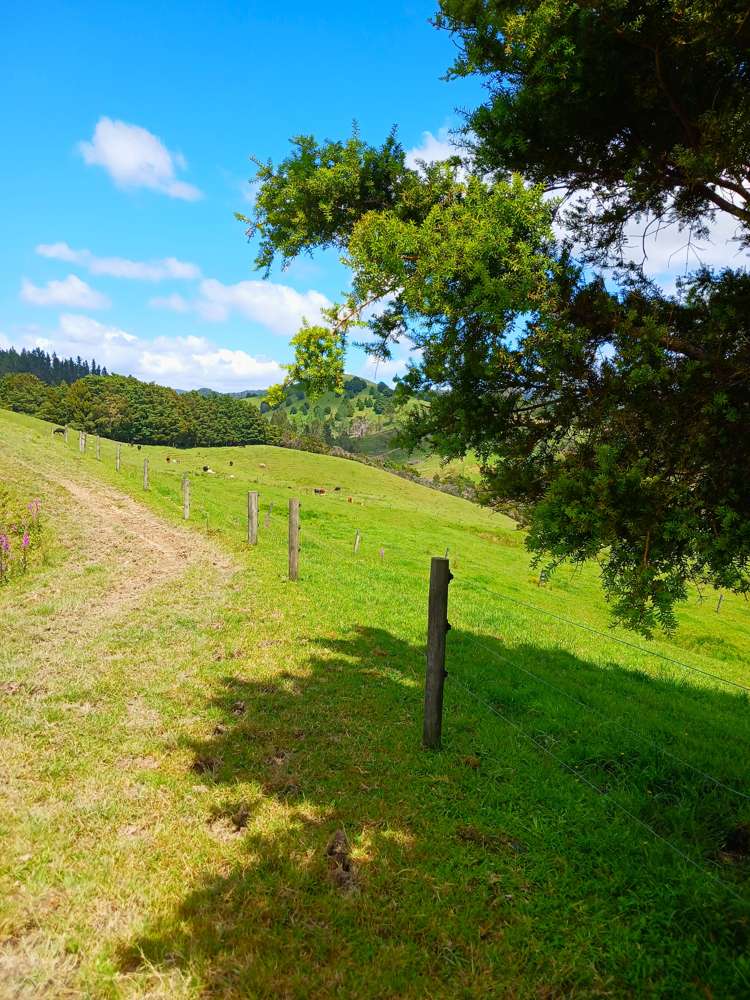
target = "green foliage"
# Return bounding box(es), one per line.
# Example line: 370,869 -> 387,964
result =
244,3 -> 750,634
0,346 -> 105,384
0,373 -> 275,448
436,0 -> 750,261
0,373 -> 50,413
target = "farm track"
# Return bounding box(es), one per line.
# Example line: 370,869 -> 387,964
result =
7,454 -> 236,643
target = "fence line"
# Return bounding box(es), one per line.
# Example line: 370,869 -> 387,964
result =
66,432 -> 746,697
449,672 -> 746,904
52,429 -> 749,901
459,578 -> 750,695
452,628 -> 750,802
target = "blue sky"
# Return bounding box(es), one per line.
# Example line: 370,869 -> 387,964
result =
1,0 -> 483,389
2,2 -> 744,391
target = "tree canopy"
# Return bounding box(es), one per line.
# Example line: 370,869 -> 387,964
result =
0,372 -> 275,448
244,2 -> 750,634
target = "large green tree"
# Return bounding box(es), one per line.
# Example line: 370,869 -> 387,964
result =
244,2 -> 750,634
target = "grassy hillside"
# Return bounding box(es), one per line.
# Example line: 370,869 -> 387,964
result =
1,408 -> 748,998
260,373 -> 423,458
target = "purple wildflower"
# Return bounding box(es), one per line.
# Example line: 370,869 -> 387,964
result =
22,530 -> 30,549
0,534 -> 9,554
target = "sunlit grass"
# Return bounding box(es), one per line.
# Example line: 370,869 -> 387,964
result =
1,408 -> 748,999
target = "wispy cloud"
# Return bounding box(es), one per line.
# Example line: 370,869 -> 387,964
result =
77,117 -> 203,201
58,313 -> 137,344
36,242 -> 201,281
148,292 -> 191,313
20,275 -> 110,309
148,277 -> 331,336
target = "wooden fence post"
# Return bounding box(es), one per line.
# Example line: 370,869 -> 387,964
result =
96,436 -> 101,460
64,426 -> 68,444
288,499 -> 300,581
354,529 -> 361,554
248,491 -> 259,544
143,458 -> 149,490
423,557 -> 452,749
79,431 -> 85,453
116,443 -> 121,471
182,474 -> 190,519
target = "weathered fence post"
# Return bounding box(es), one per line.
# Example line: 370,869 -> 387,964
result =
182,474 -> 190,519
354,529 -> 361,554
79,431 -> 85,453
64,426 -> 68,444
379,546 -> 385,563
96,436 -> 101,460
115,443 -> 121,472
264,501 -> 274,529
716,593 -> 724,613
248,491 -> 259,545
143,458 -> 149,490
288,499 -> 300,581
423,557 -> 452,750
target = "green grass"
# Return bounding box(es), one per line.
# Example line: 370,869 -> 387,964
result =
1,408 -> 749,998
411,450 -> 483,482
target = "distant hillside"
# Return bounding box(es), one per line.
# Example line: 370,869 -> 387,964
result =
257,374 -> 414,458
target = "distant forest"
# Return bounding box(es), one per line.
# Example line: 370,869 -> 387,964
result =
0,347 -> 107,384
0,371 -> 274,448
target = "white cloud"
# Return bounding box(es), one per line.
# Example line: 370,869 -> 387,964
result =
362,354 -> 408,382
20,275 -> 110,309
0,332 -> 11,350
36,242 -> 201,281
558,190 -> 750,289
149,292 -> 190,312
58,313 -> 137,345
626,211 -> 749,286
405,127 -> 462,171
77,117 -> 203,201
2,321 -> 283,392
195,278 -> 331,334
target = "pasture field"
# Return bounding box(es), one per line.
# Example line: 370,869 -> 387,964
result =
1,408 -> 748,999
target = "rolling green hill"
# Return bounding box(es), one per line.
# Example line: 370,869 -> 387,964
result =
1,407 -> 748,998
258,373 -> 420,458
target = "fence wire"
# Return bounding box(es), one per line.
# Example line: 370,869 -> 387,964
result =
458,577 -> 750,695
451,628 -> 750,803
449,672 -> 748,905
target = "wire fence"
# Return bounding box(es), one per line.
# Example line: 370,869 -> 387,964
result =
449,672 -> 748,904
55,428 -> 750,903
452,628 -> 750,803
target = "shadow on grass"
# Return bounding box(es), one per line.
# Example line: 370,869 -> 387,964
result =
119,625 -> 750,999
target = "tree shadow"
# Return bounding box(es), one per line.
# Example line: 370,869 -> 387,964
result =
119,624 -> 750,998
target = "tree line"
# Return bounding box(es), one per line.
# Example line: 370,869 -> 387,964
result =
0,372 -> 275,448
0,347 -> 107,384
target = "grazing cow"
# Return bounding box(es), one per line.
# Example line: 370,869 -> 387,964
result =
314,488 -> 326,495
52,427 -> 65,436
